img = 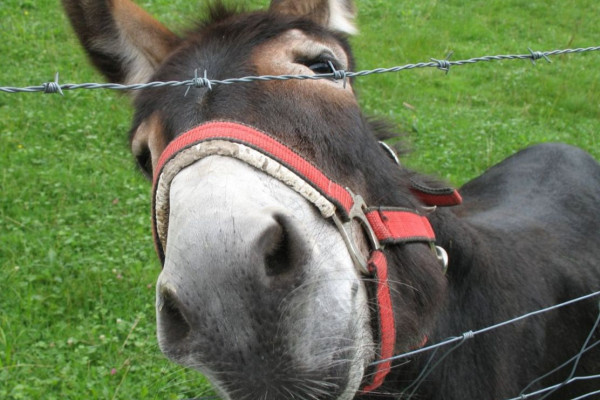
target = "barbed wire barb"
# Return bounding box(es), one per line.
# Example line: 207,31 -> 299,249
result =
327,60 -> 348,88
42,72 -> 64,96
430,51 -> 454,74
528,48 -> 552,65
185,69 -> 212,97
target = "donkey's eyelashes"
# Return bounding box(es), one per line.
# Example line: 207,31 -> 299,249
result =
308,61 -> 334,74
297,54 -> 340,74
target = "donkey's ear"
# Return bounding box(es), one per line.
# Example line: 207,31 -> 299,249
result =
62,0 -> 181,85
269,0 -> 357,35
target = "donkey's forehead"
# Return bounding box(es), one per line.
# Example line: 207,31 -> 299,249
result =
254,29 -> 350,65
253,28 -> 351,71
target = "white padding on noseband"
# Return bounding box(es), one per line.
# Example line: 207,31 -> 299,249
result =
154,140 -> 337,250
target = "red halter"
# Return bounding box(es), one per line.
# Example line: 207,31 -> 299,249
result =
151,121 -> 461,393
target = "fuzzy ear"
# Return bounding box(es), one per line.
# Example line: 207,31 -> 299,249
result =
62,0 -> 181,85
269,0 -> 357,35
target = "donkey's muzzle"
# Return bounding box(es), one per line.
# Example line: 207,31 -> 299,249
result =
154,156 -> 367,399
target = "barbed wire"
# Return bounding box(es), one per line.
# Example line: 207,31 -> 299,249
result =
0,46 -> 599,95
368,289 -> 600,400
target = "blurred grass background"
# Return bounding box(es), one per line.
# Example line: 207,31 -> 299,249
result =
1,0 -> 598,398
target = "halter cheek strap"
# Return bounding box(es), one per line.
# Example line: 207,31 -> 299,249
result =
151,121 -> 461,393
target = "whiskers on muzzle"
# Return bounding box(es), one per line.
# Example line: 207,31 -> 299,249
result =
220,369 -> 345,400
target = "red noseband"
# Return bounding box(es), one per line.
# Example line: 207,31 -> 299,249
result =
151,121 -> 460,393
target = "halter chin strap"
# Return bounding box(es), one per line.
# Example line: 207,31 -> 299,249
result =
151,121 -> 461,393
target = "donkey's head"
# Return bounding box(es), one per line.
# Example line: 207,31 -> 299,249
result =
63,0 -> 448,398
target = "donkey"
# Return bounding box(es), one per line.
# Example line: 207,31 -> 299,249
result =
62,0 -> 600,399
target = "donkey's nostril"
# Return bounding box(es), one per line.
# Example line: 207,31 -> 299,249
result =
265,225 -> 292,277
157,285 -> 191,343
264,214 -> 303,277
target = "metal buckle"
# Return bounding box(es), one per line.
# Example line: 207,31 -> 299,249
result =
332,189 -> 448,276
332,189 -> 382,275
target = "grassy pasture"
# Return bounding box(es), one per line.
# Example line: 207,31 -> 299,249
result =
0,0 -> 598,399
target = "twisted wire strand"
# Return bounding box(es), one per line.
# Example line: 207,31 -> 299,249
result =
516,339 -> 600,397
1,46 -> 599,94
371,290 -> 600,366
367,290 -> 599,400
571,389 -> 600,400
506,374 -> 600,400
533,301 -> 600,400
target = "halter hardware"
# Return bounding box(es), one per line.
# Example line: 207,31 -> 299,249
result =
434,244 -> 449,274
332,189 -> 382,275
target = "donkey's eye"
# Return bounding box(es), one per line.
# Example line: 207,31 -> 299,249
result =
298,53 -> 338,74
308,61 -> 334,74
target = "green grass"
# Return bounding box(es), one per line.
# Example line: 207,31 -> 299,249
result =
0,0 -> 598,399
